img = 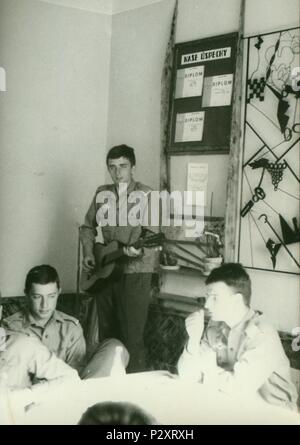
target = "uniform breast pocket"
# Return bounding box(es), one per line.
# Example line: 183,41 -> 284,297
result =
55,329 -> 70,361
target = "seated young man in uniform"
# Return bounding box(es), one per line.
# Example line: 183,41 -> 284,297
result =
0,302 -> 80,424
2,265 -> 129,379
177,263 -> 298,411
0,301 -> 78,391
0,332 -> 79,390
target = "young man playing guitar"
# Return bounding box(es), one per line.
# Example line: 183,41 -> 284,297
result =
80,145 -> 159,372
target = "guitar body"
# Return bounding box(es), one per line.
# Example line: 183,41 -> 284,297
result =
80,232 -> 164,293
80,241 -> 120,292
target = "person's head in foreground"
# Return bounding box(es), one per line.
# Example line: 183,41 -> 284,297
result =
24,265 -> 61,326
78,401 -> 156,425
204,262 -> 251,326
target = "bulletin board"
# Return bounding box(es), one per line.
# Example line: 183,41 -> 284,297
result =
168,32 -> 238,154
238,27 -> 300,275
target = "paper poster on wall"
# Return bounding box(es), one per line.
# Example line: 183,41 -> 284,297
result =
175,111 -> 205,143
175,66 -> 205,98
202,74 -> 233,107
181,47 -> 231,65
186,162 -> 208,206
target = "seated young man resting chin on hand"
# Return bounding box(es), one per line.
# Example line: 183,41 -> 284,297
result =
177,263 -> 298,411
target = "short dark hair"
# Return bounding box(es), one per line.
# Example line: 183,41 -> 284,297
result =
205,263 -> 252,306
78,402 -> 156,425
24,265 -> 60,294
106,144 -> 136,166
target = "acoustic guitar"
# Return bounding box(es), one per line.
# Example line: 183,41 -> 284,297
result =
80,232 -> 165,292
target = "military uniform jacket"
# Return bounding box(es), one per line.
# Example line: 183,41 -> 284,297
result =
80,181 -> 159,274
0,332 -> 79,390
2,309 -> 86,372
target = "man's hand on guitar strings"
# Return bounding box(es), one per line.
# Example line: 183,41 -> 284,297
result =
82,254 -> 96,272
123,246 -> 143,258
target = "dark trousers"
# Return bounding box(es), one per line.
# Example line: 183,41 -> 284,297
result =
95,273 -> 152,373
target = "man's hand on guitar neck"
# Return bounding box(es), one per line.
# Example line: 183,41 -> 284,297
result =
123,246 -> 143,258
82,254 -> 96,272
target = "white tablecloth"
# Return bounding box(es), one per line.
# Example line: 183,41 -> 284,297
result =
4,371 -> 300,425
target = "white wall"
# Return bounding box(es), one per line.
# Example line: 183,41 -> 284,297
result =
106,0 -> 175,188
112,0 -> 163,14
176,0 -> 241,42
244,0 -> 300,36
0,0 -> 111,294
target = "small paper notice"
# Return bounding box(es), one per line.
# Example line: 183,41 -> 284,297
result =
202,73 -> 233,107
186,162 -> 208,206
175,111 -> 205,143
175,66 -> 205,98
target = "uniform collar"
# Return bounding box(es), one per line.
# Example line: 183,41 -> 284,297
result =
24,309 -> 63,328
113,180 -> 137,196
127,180 -> 137,195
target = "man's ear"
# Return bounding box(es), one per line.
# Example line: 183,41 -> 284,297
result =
235,292 -> 245,305
58,287 -> 62,296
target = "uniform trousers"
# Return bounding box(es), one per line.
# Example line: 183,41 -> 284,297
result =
80,338 -> 129,379
95,273 -> 152,373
